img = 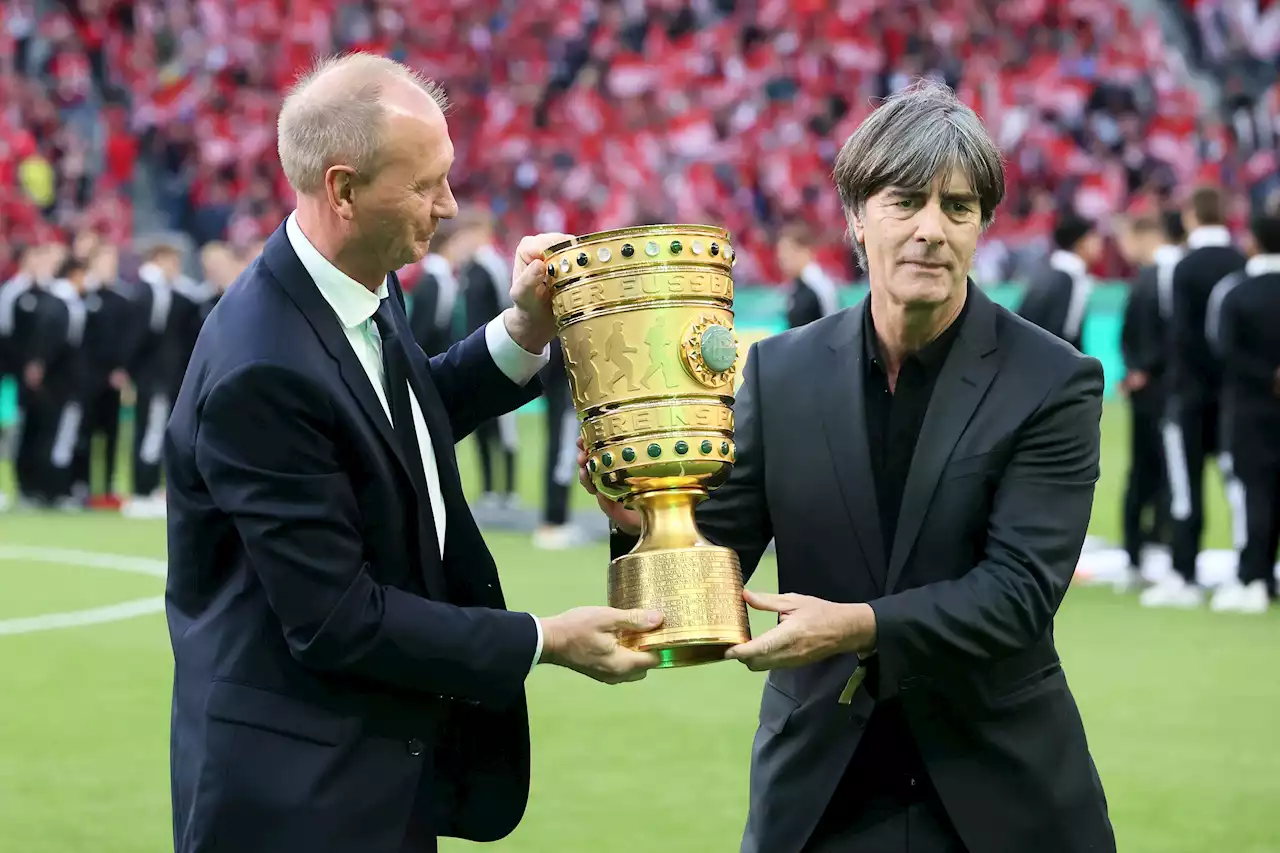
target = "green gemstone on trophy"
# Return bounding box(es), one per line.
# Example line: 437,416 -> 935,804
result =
622,447 -> 636,463
701,440 -> 713,454
647,443 -> 662,458
675,440 -> 689,455
699,325 -> 737,373
602,452 -> 613,467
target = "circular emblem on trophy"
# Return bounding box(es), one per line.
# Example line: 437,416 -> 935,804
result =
681,317 -> 738,387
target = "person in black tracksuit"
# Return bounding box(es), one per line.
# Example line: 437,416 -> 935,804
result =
71,244 -> 134,503
124,244 -> 204,507
0,255 -> 87,505
1017,212 -> 1103,352
1207,210 -> 1280,613
461,233 -> 520,506
408,239 -> 459,359
776,223 -> 841,329
1117,214 -> 1176,582
0,246 -> 64,504
1144,186 -> 1248,607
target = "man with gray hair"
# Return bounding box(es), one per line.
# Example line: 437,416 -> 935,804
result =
585,80 -> 1115,852
164,52 -> 663,853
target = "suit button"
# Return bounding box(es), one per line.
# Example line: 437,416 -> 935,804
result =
407,738 -> 424,756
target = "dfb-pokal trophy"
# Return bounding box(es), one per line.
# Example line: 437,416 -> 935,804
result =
543,225 -> 752,668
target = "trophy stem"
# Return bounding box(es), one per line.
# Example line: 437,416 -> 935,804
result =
609,488 -> 752,669
629,488 -> 712,552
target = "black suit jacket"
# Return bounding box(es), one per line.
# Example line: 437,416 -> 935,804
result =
164,223 -> 543,853
613,286 -> 1113,853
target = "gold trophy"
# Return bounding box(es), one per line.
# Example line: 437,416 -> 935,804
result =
543,224 -> 751,668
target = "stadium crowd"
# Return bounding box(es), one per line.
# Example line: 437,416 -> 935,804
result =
1,2 -> 1278,602
2,0 -> 1278,284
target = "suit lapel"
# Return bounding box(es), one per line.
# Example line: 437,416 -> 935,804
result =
884,287 -> 1000,594
262,226 -> 418,488
821,301 -> 888,592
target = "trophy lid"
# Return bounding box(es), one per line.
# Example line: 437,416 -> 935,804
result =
542,224 -> 735,288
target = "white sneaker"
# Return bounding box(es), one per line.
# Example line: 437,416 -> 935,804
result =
1210,582 -> 1245,612
1139,576 -> 1205,609
532,524 -> 590,550
1113,567 -> 1146,594
1214,580 -> 1270,615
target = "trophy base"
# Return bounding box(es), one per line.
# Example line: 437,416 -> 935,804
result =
608,544 -> 752,669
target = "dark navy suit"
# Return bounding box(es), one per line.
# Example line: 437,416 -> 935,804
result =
164,221 -> 543,853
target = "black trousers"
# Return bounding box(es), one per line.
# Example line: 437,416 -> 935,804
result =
541,340 -> 575,527
473,418 -> 516,496
131,377 -> 173,496
1238,459 -> 1280,596
1123,399 -> 1170,567
16,386 -> 80,502
73,383 -> 122,494
1163,398 -> 1221,584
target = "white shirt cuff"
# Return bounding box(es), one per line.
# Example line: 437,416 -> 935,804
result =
486,315 -> 550,386
530,614 -> 544,674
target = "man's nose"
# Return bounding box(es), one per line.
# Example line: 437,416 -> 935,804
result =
914,202 -> 947,245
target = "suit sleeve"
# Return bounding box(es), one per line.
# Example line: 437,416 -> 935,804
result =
1219,291 -> 1278,390
866,356 -> 1103,700
608,341 -> 774,581
194,362 -> 539,707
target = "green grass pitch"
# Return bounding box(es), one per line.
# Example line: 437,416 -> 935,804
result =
0,404 -> 1276,853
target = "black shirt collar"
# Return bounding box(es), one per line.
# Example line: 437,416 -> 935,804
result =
863,289 -> 969,374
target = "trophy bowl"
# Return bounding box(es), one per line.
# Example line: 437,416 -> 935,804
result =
543,224 -> 752,668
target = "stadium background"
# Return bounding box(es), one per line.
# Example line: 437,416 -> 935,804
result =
2,1 -> 1279,852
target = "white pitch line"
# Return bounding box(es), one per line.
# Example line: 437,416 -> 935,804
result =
0,597 -> 165,635
0,546 -> 167,636
0,545 -> 166,577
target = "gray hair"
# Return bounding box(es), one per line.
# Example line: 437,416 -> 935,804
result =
832,79 -> 1005,268
276,52 -> 450,195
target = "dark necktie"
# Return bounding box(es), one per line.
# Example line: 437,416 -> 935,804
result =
371,305 -> 432,502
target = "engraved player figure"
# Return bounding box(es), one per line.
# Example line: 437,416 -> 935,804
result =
605,321 -> 640,391
640,316 -> 680,390
565,327 -> 600,403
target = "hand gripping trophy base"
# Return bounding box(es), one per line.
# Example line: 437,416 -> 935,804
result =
609,488 -> 751,668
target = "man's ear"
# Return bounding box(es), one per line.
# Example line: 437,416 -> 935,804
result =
326,166 -> 359,221
846,207 -> 865,246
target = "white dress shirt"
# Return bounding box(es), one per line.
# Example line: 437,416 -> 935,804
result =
285,212 -> 549,672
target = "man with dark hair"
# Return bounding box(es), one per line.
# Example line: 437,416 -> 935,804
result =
1017,212 -> 1103,352
777,222 -> 841,329
584,79 -> 1114,853
1204,208 -> 1280,614
1116,214 -> 1174,588
1142,185 -> 1248,608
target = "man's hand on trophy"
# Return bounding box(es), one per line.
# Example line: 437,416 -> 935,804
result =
576,436 -> 642,534
724,590 -> 877,671
537,607 -> 665,684
503,232 -> 573,355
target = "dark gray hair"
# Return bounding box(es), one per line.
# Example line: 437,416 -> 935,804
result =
832,80 -> 1005,266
